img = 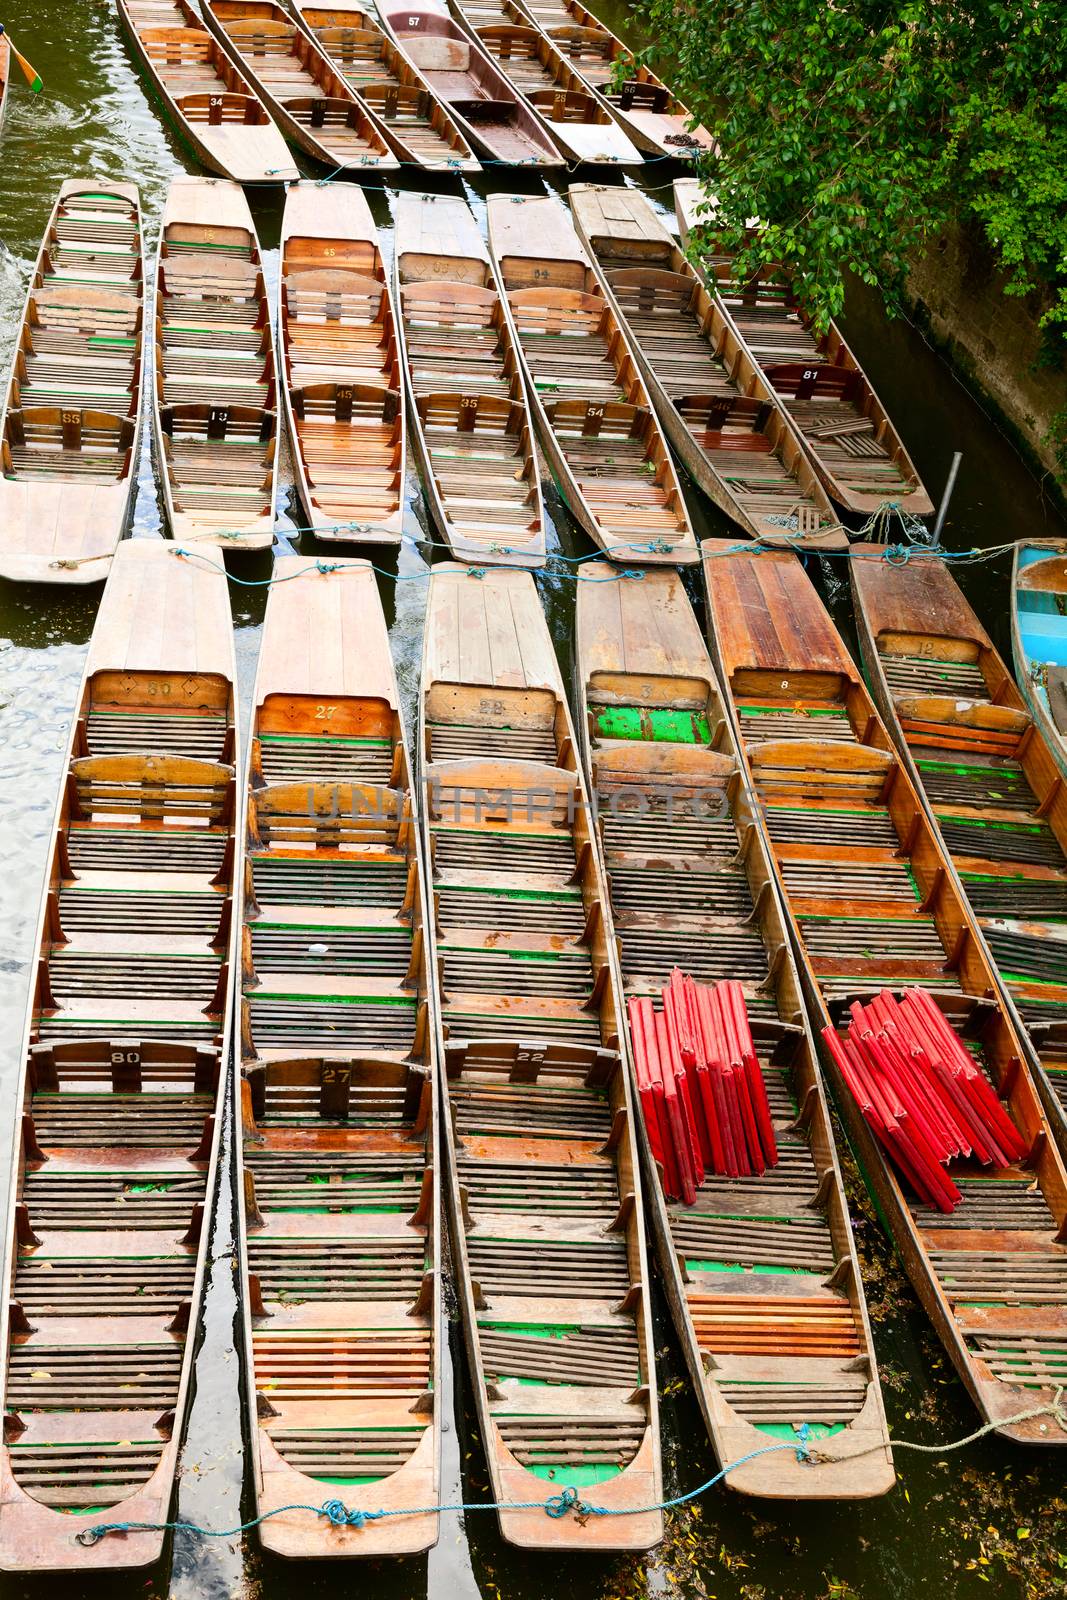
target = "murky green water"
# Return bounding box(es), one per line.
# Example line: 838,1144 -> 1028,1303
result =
1,3 -> 1066,1597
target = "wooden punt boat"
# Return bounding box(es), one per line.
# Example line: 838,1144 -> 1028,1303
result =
700,538 -> 1067,1444
574,564 -> 893,1497
516,0 -> 712,158
419,563 -> 662,1549
676,181 -> 932,520
445,0 -> 642,165
393,192 -> 544,567
0,181 -> 146,586
1011,540 -> 1067,781
850,544 -> 1067,1145
152,175 -> 278,551
201,0 -> 398,172
237,556 -> 440,1556
568,184 -> 844,553
287,0 -> 480,169
279,182 -> 404,546
115,0 -> 298,184
378,0 -> 565,166
486,192 -> 698,566
0,540 -> 236,1570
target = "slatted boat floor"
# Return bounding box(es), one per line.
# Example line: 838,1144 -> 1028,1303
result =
156,197 -> 276,544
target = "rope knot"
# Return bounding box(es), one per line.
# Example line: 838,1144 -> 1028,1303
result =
795,1421 -> 813,1462
319,1499 -> 368,1528
544,1485 -> 584,1519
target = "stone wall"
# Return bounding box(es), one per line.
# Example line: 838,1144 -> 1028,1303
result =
906,218 -> 1065,490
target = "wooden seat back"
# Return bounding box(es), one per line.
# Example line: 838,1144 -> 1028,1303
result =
424,758 -> 579,828
765,363 -> 860,403
160,403 -> 276,447
291,382 -> 400,426
544,397 -> 647,441
401,278 -> 499,332
5,406 -> 135,457
528,88 -> 601,122
70,754 -> 235,823
618,78 -> 669,112
252,780 -> 403,848
676,392 -> 773,437
506,285 -> 605,337
29,1039 -> 219,1095
748,740 -> 893,807
179,90 -> 268,126
417,390 -> 525,440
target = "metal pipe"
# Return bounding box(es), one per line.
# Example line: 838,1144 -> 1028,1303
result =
932,452 -> 962,547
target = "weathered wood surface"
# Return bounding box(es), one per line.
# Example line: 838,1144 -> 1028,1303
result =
0,181 -> 146,585
851,543 -> 1067,1149
701,539 -> 1067,1446
575,563 -> 894,1497
289,0 -> 480,168
378,0 -> 565,165
0,541 -> 236,1571
237,555 -> 440,1556
153,175 -> 278,551
201,0 -> 398,170
115,0 -> 297,182
394,192 -> 545,567
280,181 -> 404,545
419,563 -> 663,1549
568,184 -> 845,551
487,191 -> 699,566
675,179 -> 932,519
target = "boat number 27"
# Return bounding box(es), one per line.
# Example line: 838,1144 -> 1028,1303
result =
315,704 -> 337,719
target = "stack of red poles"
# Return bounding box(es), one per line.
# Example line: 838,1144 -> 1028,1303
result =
822,988 -> 1027,1214
628,970 -> 778,1204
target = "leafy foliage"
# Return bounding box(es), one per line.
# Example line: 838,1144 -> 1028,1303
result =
623,0 -> 1067,473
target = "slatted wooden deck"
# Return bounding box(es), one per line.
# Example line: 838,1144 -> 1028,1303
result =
153,175 -> 278,551
238,556 -> 439,1557
487,192 -> 698,567
202,0 -> 397,170
115,0 -> 297,182
289,0 -> 479,168
850,546 -> 1067,1143
0,181 -> 146,584
675,182 -> 931,518
0,543 -> 236,1571
419,564 -> 662,1549
394,193 -> 545,567
574,564 -> 892,1497
702,539 -> 1067,1446
569,184 -> 843,551
280,182 -> 404,546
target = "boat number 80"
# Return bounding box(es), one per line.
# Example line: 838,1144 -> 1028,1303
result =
111,1049 -> 141,1067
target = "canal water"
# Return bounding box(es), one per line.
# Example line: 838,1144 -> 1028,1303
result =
1,3 -> 1066,1597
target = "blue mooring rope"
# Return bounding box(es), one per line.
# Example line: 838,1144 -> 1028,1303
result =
74,1438 -> 810,1547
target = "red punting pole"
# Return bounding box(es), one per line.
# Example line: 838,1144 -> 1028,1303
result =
634,998 -> 682,1200
867,992 -> 967,1159
691,981 -> 727,1173
722,979 -> 777,1167
718,982 -> 763,1175
665,973 -> 710,1173
848,1002 -> 953,1165
682,975 -> 723,1171
628,996 -> 668,1179
896,992 -> 1008,1166
662,995 -> 705,1185
904,989 -> 1026,1161
700,982 -> 740,1176
655,1010 -> 696,1204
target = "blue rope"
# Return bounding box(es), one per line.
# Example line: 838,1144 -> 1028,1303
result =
75,1439 -> 809,1546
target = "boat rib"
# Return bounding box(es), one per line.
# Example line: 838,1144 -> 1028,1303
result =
152,175 -> 278,551
280,182 -> 405,545
288,0 -> 480,169
517,0 -> 712,157
393,192 -> 545,567
447,0 -> 642,165
237,556 -> 440,1557
0,181 -> 146,585
420,563 -> 662,1550
115,0 -> 298,183
487,191 -> 698,566
0,541 -> 237,1571
676,181 -> 932,519
568,184 -> 844,552
701,537 -> 1067,1445
850,543 -> 1067,1145
575,563 -> 893,1497
202,0 -> 398,171
378,0 -> 565,167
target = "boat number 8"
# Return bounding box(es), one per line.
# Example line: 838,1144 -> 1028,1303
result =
315,704 -> 337,719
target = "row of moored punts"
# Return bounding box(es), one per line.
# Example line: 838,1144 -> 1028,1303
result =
114,0 -> 713,179
5,524 -> 1067,1572
0,176 -> 934,583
